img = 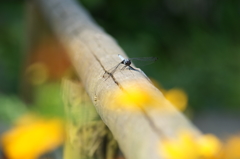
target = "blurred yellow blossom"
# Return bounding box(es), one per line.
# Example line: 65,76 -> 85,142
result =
164,88 -> 188,111
112,81 -> 188,113
160,131 -> 200,159
160,130 -> 222,159
198,134 -> 222,158
223,135 -> 240,159
113,82 -> 164,111
117,86 -> 152,105
151,79 -> 188,111
1,114 -> 65,159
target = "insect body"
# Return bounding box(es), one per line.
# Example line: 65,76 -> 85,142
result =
103,54 -> 158,80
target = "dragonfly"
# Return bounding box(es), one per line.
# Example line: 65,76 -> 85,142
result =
103,54 -> 158,80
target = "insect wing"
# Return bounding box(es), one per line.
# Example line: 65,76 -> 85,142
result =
129,57 -> 158,66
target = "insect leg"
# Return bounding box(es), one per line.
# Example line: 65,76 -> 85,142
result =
103,63 -> 122,80
121,65 -> 127,70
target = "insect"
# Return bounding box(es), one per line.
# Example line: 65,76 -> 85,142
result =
103,54 -> 158,80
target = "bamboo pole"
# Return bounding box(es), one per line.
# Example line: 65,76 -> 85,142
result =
35,0 -> 202,159
62,79 -> 118,159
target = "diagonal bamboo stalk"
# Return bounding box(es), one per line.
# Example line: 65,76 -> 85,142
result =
62,79 -> 118,159
34,0 -> 202,159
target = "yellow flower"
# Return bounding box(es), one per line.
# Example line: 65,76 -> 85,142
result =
223,135 -> 240,159
112,81 -> 164,111
160,131 -> 200,159
1,114 -> 65,159
160,130 -> 222,159
118,86 -> 152,105
198,134 -> 222,158
164,88 -> 188,111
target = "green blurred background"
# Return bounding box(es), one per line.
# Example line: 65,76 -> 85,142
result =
1,0 -> 240,113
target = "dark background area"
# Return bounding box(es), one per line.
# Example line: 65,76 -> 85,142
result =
1,0 -> 240,113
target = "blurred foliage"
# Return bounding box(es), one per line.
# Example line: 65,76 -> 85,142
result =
0,2 -> 24,93
32,83 -> 65,118
0,0 -> 240,112
0,82 -> 65,123
0,95 -> 27,123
